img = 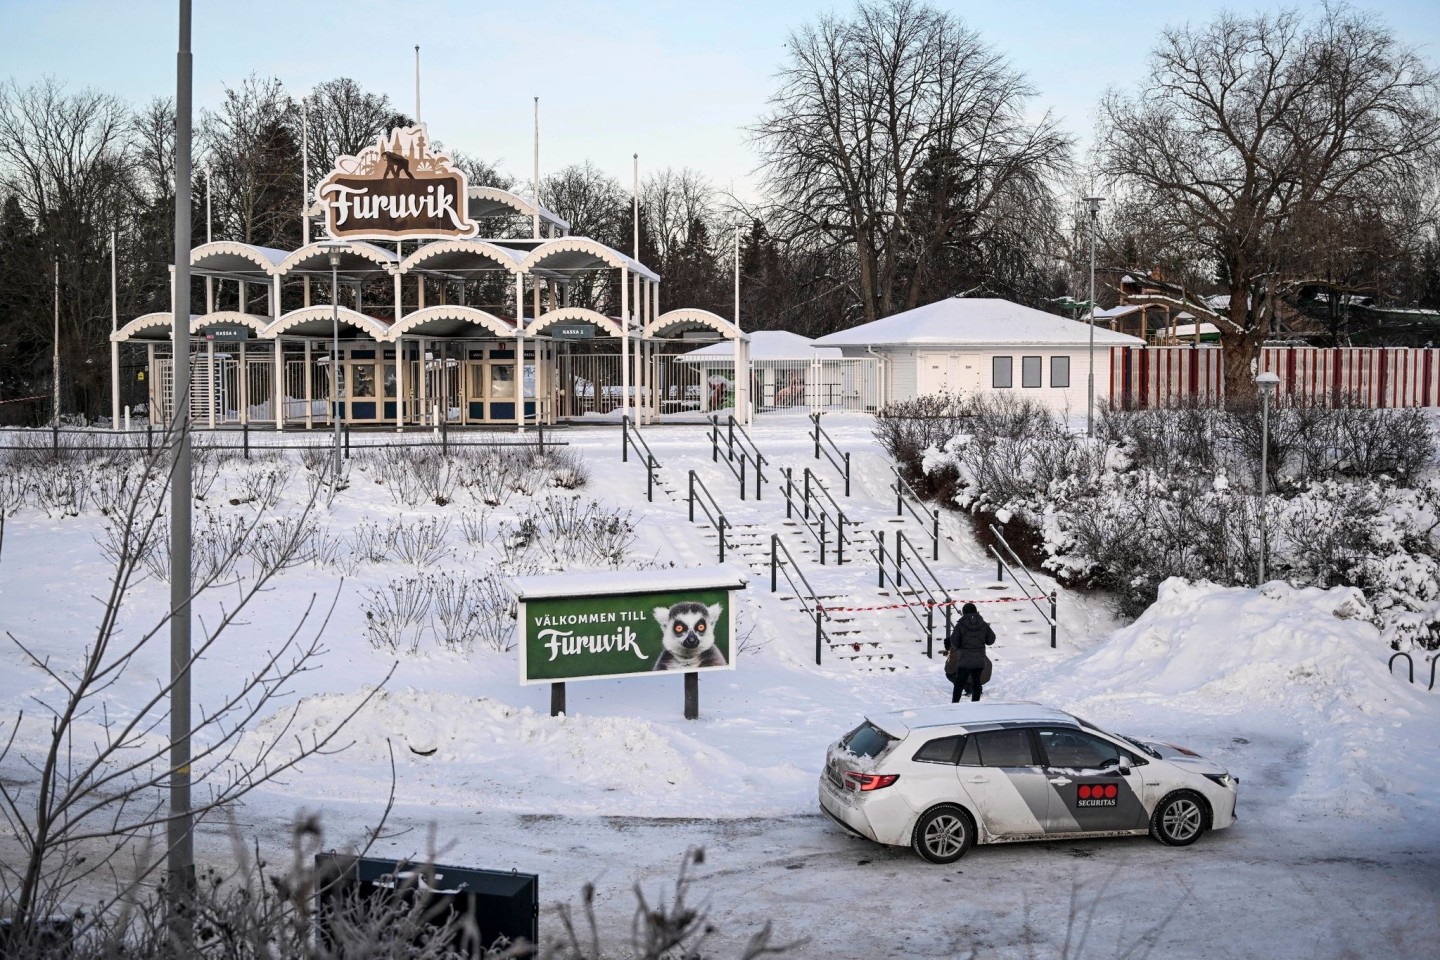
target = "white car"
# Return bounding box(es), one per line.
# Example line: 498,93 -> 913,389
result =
818,701 -> 1238,863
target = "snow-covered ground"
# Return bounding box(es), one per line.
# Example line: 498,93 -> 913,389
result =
2,410 -> 1438,958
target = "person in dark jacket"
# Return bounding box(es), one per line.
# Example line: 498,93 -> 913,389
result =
944,602 -> 996,703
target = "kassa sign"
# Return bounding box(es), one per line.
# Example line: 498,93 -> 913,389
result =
315,124 -> 479,241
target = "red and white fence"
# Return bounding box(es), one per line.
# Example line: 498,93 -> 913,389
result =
1110,345 -> 1440,409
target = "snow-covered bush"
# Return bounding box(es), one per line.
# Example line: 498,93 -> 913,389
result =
915,402 -> 1440,647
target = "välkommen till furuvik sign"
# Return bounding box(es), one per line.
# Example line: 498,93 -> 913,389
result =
513,580 -> 742,685
315,123 -> 479,241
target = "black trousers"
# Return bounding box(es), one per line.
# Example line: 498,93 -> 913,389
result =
951,667 -> 984,703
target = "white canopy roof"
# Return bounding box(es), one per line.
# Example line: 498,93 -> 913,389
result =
814,298 -> 1145,348
678,329 -> 839,362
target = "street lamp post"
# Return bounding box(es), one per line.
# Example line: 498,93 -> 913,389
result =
1256,371 -> 1280,585
1084,196 -> 1104,436
321,244 -> 345,478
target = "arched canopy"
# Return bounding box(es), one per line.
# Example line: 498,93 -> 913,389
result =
517,236 -> 659,282
387,305 -> 516,341
276,241 -> 399,277
111,312 -> 202,343
525,307 -> 627,339
646,308 -> 738,340
466,186 -> 569,233
395,239 -> 526,278
190,241 -> 289,278
269,305 -> 391,340
194,311 -> 273,337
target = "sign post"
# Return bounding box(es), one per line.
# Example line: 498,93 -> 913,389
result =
509,567 -> 748,719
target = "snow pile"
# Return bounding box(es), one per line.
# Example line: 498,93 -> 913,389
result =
1029,577 -> 1437,818
236,685 -> 813,817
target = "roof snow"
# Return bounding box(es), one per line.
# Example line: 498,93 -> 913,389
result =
813,297 -> 1145,348
678,330 -> 841,361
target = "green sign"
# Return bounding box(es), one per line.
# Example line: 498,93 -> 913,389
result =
552,323 -> 595,340
511,569 -> 746,684
204,323 -> 250,342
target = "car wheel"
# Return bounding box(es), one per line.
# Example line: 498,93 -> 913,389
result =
1150,791 -> 1209,847
911,805 -> 975,864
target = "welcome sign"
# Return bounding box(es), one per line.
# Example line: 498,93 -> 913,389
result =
315,124 -> 479,241
510,568 -> 748,685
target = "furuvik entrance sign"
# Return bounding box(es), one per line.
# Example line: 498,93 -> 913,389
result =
509,566 -> 748,719
315,123 -> 479,241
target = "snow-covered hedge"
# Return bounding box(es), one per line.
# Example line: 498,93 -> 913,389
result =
906,398 -> 1440,648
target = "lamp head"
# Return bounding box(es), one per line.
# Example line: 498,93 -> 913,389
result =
318,240 -> 347,268
1084,196 -> 1104,216
1255,371 -> 1280,395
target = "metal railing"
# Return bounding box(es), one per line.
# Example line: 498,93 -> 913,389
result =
687,470 -> 732,563
770,533 -> 833,665
0,423 -> 560,460
1388,651 -> 1439,691
621,416 -> 661,502
709,414 -> 768,500
874,529 -> 955,658
891,465 -> 940,561
780,466 -> 851,564
809,412 -> 851,496
988,523 -> 1058,648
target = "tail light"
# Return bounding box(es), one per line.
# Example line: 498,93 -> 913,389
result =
845,772 -> 899,792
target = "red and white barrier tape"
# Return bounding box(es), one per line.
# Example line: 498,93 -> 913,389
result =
0,394 -> 48,406
818,594 -> 1050,614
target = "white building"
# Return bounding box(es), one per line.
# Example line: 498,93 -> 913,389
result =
676,330 -> 879,413
813,297 -> 1144,413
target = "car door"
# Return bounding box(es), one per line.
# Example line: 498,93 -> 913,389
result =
953,727 -> 1051,839
1034,727 -> 1148,833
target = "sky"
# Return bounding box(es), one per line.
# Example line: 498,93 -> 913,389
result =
2,0 -> 1439,203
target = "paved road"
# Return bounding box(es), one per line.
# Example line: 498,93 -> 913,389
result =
196,795 -> 1439,960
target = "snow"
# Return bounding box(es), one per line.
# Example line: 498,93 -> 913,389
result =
676,330 -> 841,361
2,410 -> 1439,957
814,297 -> 1146,347
509,564 -> 749,599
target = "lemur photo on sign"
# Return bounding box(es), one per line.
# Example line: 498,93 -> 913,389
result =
509,568 -> 746,685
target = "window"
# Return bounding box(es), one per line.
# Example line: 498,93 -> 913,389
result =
957,735 -> 982,766
1050,356 -> 1070,388
351,363 -> 376,398
1036,728 -> 1131,770
913,735 -> 964,764
384,364 -> 396,398
490,363 -> 515,398
1021,356 -> 1042,388
971,729 -> 1036,767
469,365 -> 485,398
842,721 -> 897,759
992,356 -> 1013,388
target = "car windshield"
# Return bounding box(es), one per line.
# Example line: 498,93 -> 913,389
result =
842,721 -> 897,759
1074,714 -> 1161,760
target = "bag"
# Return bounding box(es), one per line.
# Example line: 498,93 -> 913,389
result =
944,648 -> 959,680
980,654 -> 993,686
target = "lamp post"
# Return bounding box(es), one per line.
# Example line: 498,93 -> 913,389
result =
1256,371 -> 1280,585
1083,196 -> 1104,436
320,243 -> 346,478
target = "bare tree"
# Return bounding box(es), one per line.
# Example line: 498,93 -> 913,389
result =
0,436 -> 387,935
200,74 -> 301,249
0,78 -> 134,419
1100,5 -> 1440,396
752,0 -> 1070,325
301,77 -> 405,180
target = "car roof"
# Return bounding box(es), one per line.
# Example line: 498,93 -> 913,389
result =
867,701 -> 1079,738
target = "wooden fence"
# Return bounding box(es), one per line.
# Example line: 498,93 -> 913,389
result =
1110,345 -> 1440,409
